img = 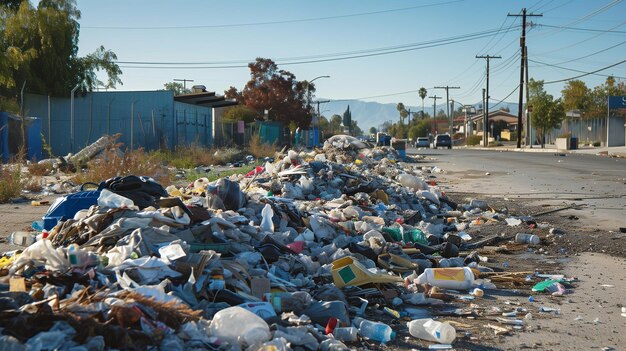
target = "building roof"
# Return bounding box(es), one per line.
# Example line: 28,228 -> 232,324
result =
173,91 -> 238,108
470,110 -> 519,125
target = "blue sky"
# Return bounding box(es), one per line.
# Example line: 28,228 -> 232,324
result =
77,0 -> 625,110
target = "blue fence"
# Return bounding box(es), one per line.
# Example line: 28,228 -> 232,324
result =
24,91 -> 212,156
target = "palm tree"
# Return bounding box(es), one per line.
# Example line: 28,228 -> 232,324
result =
418,87 -> 427,118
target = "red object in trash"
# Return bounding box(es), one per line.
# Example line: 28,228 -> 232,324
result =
325,317 -> 338,335
245,166 -> 265,177
286,241 -> 305,254
395,218 -> 404,224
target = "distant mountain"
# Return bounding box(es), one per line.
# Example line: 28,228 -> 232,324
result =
321,99 -> 519,132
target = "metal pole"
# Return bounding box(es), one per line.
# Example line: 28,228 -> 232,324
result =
130,100 -> 139,150
70,84 -> 80,153
47,95 -> 51,148
517,20 -> 525,148
130,101 -> 135,150
486,58 -> 490,144
483,88 -> 487,146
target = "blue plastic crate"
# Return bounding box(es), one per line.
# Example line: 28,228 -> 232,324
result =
42,190 -> 101,231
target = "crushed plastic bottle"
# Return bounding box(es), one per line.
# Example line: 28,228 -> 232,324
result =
407,318 -> 456,344
8,231 -> 37,246
353,317 -> 395,343
515,233 -> 540,245
333,327 -> 358,342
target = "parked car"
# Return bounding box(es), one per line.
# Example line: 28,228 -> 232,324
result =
416,137 -> 430,148
433,134 -> 452,149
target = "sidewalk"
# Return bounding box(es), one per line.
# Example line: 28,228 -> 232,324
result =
465,143 -> 626,157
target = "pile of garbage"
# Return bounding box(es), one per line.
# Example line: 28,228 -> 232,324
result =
0,136 -> 574,350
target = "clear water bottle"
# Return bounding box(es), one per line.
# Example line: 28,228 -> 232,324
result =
407,318 -> 456,344
353,317 -> 395,343
8,231 -> 36,246
333,327 -> 358,342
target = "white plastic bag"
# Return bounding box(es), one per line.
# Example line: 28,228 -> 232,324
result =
208,306 -> 271,347
97,189 -> 134,208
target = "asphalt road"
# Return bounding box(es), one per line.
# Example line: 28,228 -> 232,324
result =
408,147 -> 626,231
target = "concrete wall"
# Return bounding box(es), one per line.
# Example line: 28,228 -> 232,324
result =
607,116 -> 626,147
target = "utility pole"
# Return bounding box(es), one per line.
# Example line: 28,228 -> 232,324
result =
482,88 -> 486,146
509,8 -> 542,148
174,78 -> 194,91
434,86 -> 460,135
476,55 -> 501,147
429,95 -> 442,134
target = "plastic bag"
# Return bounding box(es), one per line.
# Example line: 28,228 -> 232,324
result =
97,189 -> 134,208
214,178 -> 246,210
208,306 -> 271,347
260,204 -> 275,232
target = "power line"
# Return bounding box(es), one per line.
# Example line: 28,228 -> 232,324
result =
83,0 -> 464,30
117,26 -> 519,65
331,88 -> 437,102
537,21 -> 626,55
541,0 -> 574,14
529,58 -> 626,79
543,59 -> 626,84
546,39 -> 626,65
534,0 -> 622,38
118,26 -> 520,69
491,84 -> 521,110
539,23 -> 626,34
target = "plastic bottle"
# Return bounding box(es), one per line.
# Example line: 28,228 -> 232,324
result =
414,267 -> 476,290
8,231 -> 37,246
263,291 -> 311,313
333,327 -> 358,342
515,233 -> 540,245
260,203 -> 274,232
407,318 -> 456,344
353,317 -> 395,343
67,244 -> 84,266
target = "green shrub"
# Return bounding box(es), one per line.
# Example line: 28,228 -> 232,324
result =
467,135 -> 482,146
592,141 -> 601,147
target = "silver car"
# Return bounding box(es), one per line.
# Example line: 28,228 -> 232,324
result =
416,137 -> 430,148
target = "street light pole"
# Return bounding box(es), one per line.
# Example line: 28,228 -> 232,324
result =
306,75 -> 330,129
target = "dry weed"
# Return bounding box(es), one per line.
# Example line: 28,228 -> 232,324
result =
248,134 -> 276,159
73,148 -> 170,186
0,165 -> 22,203
27,162 -> 52,176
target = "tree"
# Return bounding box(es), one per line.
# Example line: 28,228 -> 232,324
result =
408,119 -> 431,139
224,58 -> 310,127
163,82 -> 191,95
396,102 -> 408,125
342,106 -> 352,133
350,120 -> 363,136
223,104 -> 258,123
529,78 -> 565,147
0,0 -> 122,97
418,87 -> 427,117
369,126 -> 377,135
330,114 -> 342,134
562,80 -> 591,117
588,76 -> 626,118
